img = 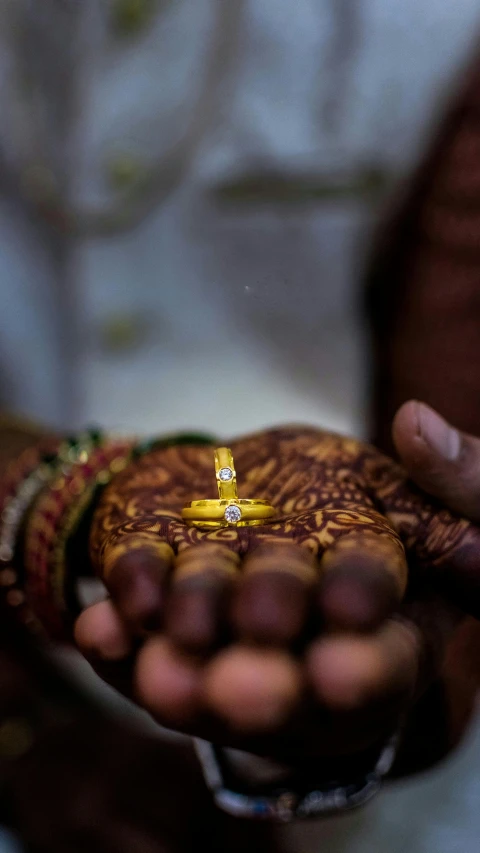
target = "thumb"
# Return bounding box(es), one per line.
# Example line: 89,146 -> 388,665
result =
393,401 -> 480,524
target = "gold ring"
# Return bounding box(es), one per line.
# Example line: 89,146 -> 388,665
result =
182,447 -> 276,529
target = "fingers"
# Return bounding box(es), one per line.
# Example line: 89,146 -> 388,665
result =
135,638 -> 303,734
74,600 -> 132,661
135,620 -> 421,736
135,636 -> 202,726
203,646 -> 303,732
393,400 -> 480,523
86,529 -> 408,664
165,542 -> 317,652
231,543 -> 316,644
74,600 -> 136,696
164,544 -> 240,654
307,617 -> 420,711
164,536 -> 407,656
102,533 -> 174,633
318,532 -> 407,632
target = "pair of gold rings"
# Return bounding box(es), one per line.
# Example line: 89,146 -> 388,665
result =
182,447 -> 275,529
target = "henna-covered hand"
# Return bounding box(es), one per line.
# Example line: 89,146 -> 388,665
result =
75,426 -> 480,762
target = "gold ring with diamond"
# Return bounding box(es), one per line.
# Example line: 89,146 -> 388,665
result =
181,447 -> 276,529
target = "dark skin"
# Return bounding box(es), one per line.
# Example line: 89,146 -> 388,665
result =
393,401 -> 480,523
75,407 -> 480,770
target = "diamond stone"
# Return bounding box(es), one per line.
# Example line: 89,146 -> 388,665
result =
218,467 -> 234,482
224,505 -> 242,523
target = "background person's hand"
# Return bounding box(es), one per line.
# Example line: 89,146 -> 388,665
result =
393,400 -> 480,523
393,401 -> 480,611
75,426 -> 480,763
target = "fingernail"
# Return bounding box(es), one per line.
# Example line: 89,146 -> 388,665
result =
417,404 -> 460,461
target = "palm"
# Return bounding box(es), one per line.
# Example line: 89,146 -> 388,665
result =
91,426 -> 475,582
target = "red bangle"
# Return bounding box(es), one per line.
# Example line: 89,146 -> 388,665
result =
24,440 -> 134,640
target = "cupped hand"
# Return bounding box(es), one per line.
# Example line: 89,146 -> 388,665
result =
75,426 -> 480,760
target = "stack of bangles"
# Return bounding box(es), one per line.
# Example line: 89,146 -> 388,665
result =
0,430 -> 134,639
0,429 -> 215,640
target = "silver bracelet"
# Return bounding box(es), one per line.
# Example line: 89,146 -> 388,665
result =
194,733 -> 399,822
